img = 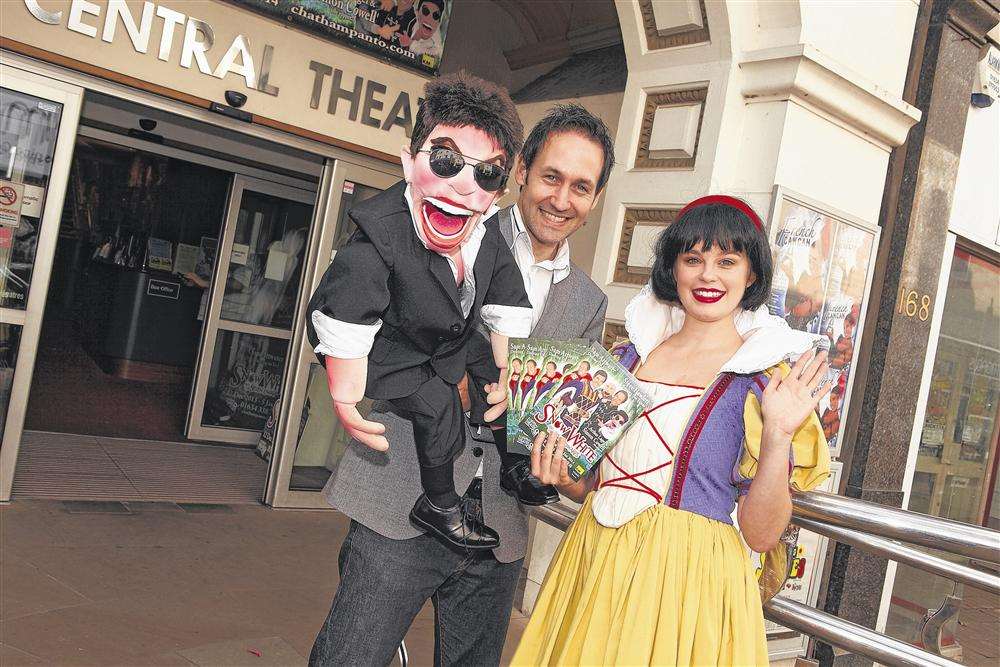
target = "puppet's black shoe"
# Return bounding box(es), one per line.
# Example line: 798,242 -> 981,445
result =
410,494 -> 500,550
500,460 -> 560,506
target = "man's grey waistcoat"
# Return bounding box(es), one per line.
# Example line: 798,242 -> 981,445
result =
321,205 -> 608,563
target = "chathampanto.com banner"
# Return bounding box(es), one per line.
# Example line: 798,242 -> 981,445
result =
228,0 -> 452,75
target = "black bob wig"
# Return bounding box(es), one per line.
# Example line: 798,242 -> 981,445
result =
650,201 -> 773,311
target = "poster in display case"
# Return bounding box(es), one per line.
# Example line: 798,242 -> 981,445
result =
759,461 -> 843,661
765,187 -> 880,458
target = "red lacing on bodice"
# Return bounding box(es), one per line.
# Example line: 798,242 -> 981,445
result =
597,393 -> 701,502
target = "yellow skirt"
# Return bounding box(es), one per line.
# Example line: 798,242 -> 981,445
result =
512,494 -> 768,666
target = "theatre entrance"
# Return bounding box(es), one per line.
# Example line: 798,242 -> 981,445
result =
5,85 -> 332,502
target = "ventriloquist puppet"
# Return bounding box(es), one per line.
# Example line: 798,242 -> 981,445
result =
306,73 -> 545,550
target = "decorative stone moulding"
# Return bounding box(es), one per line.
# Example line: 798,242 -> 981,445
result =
602,321 -> 627,349
739,44 -> 921,151
639,0 -> 710,50
613,207 -> 679,286
635,87 -> 708,169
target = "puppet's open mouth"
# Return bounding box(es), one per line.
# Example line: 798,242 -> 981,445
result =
421,197 -> 473,242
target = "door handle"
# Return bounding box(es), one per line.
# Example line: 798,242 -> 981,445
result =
5,145 -> 15,179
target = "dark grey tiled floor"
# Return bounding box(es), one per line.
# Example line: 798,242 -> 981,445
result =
0,500 -> 527,666
12,432 -> 266,504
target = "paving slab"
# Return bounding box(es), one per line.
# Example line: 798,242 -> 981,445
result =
0,642 -> 46,665
177,636 -> 305,666
0,553 -> 90,621
0,498 -> 526,666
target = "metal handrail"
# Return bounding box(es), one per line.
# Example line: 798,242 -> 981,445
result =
792,491 -> 1000,563
534,503 -> 575,530
530,490 -> 1000,667
763,597 -> 960,667
794,516 -> 1000,595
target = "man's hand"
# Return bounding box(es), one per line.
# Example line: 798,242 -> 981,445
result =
333,401 -> 389,452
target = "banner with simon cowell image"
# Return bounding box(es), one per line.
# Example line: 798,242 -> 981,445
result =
229,0 -> 452,75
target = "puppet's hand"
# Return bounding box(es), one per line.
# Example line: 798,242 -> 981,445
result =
333,401 -> 389,452
483,367 -> 508,423
324,355 -> 388,451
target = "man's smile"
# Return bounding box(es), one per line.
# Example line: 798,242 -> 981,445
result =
538,207 -> 571,224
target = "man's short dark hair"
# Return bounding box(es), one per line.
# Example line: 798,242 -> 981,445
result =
410,72 -> 523,167
650,202 -> 773,311
520,103 -> 615,192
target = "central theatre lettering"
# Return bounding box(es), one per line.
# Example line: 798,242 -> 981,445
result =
22,0 -> 420,137
307,60 -> 417,137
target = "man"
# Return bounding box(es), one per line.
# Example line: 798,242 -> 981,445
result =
398,0 -> 444,59
310,103 -> 613,666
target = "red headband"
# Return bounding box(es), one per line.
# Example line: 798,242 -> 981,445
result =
677,195 -> 764,232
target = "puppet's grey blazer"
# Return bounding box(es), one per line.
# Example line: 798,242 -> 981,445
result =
320,205 -> 608,563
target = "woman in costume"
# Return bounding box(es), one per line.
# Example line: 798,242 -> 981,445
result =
511,196 -> 832,666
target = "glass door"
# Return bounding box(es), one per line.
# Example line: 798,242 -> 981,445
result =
265,160 -> 398,507
0,67 -> 83,501
187,175 -> 317,444
885,240 -> 1000,658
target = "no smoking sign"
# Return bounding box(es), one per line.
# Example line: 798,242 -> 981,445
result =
0,180 -> 25,228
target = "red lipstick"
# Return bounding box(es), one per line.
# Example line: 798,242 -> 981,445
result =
692,289 -> 725,304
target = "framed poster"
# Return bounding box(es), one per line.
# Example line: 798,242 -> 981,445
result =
765,187 -> 879,458
228,0 -> 452,75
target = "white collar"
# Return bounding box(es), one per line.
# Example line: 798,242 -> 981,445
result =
510,204 -> 572,282
624,283 -> 823,374
403,184 -> 497,256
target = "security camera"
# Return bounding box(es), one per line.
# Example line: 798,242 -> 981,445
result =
971,92 -> 994,108
138,118 -> 157,131
225,90 -> 248,108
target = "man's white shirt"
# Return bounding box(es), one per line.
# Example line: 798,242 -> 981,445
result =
508,204 -> 572,330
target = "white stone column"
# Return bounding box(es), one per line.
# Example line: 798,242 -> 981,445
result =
591,0 -> 921,330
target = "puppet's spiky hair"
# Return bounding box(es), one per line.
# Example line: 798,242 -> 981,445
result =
410,72 -> 523,165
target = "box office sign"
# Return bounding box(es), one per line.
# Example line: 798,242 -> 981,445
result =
14,1 -> 425,148
228,0 -> 452,76
146,277 -> 180,299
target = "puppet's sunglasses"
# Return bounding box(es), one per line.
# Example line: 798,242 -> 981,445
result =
420,147 -> 508,192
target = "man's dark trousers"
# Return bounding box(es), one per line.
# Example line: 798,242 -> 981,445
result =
308,481 -> 521,667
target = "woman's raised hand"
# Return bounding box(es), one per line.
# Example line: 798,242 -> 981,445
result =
760,349 -> 832,438
530,430 -> 573,488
